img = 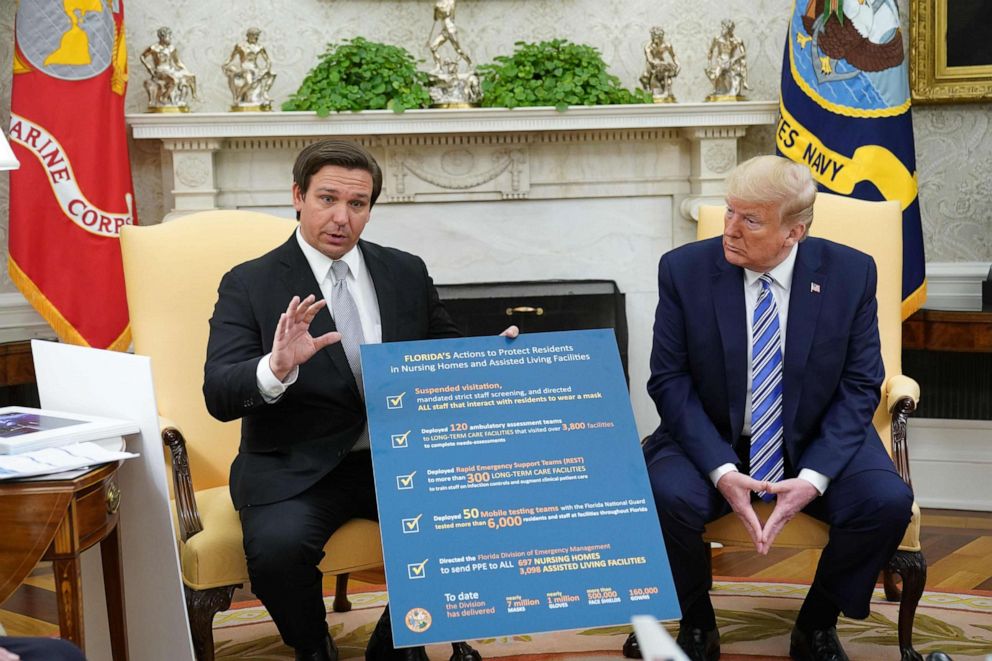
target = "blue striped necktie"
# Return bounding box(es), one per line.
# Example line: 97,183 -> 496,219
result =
750,274 -> 785,500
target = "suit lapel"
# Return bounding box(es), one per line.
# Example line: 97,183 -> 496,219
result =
783,240 -> 825,439
360,240 -> 400,343
277,235 -> 356,390
711,250 -> 747,442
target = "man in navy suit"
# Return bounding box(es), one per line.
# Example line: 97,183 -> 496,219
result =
624,156 -> 913,661
204,141 -> 510,661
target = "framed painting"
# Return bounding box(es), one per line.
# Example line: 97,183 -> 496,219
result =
910,0 -> 992,103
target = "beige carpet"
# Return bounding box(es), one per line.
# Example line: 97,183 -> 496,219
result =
212,580 -> 992,660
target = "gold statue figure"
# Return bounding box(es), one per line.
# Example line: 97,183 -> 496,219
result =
223,28 -> 277,112
425,0 -> 481,107
704,19 -> 749,102
428,0 -> 472,70
141,27 -> 198,112
639,26 -> 681,103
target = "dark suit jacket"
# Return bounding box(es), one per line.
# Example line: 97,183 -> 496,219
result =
642,236 -> 893,482
203,235 -> 460,509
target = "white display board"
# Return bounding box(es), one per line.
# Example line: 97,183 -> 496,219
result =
32,340 -> 195,661
631,615 -> 690,661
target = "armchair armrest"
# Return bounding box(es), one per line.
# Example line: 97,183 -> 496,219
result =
160,416 -> 204,542
884,375 -> 920,489
886,374 -> 920,413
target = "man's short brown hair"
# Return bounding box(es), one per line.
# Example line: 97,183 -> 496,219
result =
292,140 -> 383,207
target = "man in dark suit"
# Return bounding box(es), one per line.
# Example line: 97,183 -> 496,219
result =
623,156 -> 913,661
204,140 -> 511,661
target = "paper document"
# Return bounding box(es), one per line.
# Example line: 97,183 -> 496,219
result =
0,440 -> 138,480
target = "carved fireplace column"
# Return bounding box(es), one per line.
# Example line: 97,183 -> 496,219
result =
162,138 -> 222,219
678,126 -> 747,222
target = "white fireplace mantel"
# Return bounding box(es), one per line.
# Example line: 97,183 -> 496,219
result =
128,102 -> 778,139
128,102 -> 778,220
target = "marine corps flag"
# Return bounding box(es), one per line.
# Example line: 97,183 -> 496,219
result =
777,0 -> 926,318
8,0 -> 136,350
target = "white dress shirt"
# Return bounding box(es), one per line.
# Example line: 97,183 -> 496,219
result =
708,244 -> 830,495
255,228 -> 382,401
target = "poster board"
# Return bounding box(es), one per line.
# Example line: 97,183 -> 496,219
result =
362,329 -> 679,647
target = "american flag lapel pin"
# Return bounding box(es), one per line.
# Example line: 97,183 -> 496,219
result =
810,282 -> 821,294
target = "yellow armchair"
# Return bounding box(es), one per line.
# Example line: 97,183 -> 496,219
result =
697,193 -> 925,660
121,211 -> 383,661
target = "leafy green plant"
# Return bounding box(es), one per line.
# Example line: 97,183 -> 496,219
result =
282,37 -> 431,114
479,39 -> 652,111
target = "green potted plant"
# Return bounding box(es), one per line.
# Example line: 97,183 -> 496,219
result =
478,39 -> 652,111
283,37 -> 431,114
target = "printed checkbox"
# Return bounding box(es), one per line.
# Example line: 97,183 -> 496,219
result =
396,471 -> 416,490
407,558 -> 428,579
391,431 -> 411,448
402,514 -> 423,534
386,392 -> 406,409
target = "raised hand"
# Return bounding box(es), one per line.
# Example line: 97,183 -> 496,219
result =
269,294 -> 341,381
716,471 -> 768,553
759,478 -> 819,554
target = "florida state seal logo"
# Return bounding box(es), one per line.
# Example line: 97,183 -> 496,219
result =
404,607 -> 432,634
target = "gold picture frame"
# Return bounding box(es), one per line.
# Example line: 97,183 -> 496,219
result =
910,0 -> 992,104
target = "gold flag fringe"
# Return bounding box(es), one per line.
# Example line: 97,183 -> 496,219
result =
8,256 -> 132,352
902,279 -> 927,321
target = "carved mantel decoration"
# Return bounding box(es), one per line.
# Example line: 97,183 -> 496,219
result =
128,103 -> 777,220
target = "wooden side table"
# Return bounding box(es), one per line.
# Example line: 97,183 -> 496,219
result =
0,462 -> 128,660
903,310 -> 992,419
903,310 -> 992,352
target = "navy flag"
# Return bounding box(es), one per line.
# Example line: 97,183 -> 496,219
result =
777,0 -> 925,317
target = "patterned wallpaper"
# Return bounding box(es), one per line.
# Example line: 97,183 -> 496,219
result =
0,0 -> 989,293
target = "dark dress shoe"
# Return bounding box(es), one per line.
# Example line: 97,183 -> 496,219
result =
295,633 -> 339,661
789,625 -> 849,661
450,640 -> 483,661
622,631 -> 642,658
675,625 -> 720,661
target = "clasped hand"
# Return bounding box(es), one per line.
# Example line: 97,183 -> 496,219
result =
716,472 -> 819,555
267,294 -> 520,381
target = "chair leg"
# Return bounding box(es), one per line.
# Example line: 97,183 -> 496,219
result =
885,550 -> 927,661
332,573 -> 352,613
882,567 -> 902,602
706,543 -> 714,590
185,584 -> 236,661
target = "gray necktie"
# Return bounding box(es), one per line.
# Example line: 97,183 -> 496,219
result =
330,260 -> 369,450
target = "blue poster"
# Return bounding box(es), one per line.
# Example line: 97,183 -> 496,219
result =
361,329 -> 679,647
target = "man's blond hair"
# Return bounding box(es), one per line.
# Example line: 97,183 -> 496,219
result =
725,155 -> 817,236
